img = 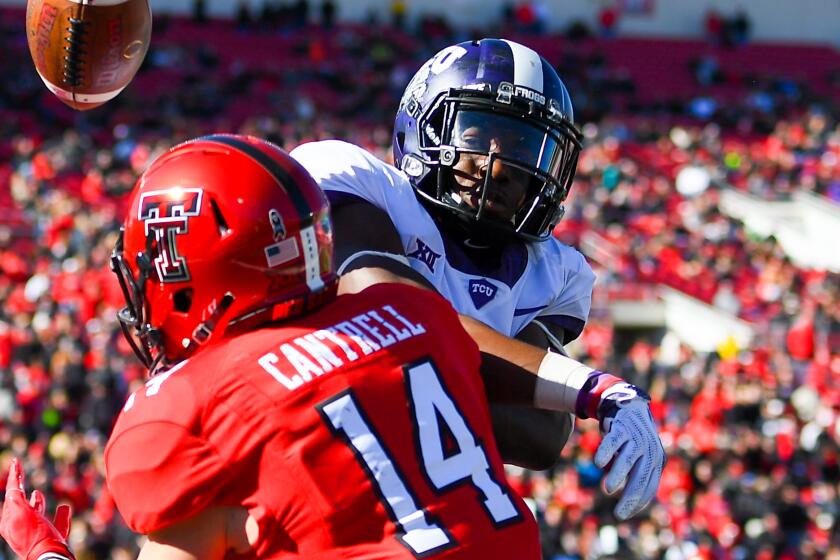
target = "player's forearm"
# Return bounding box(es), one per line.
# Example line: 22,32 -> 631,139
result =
461,315 -> 545,372
465,314 -> 622,416
337,263 -> 434,295
337,267 -> 425,295
488,404 -> 572,470
340,270 -> 619,418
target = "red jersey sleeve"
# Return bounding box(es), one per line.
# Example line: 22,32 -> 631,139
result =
105,420 -> 231,534
104,361 -> 232,534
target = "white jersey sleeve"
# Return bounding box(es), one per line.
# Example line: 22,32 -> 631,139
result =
541,242 -> 595,322
518,240 -> 596,341
290,140 -> 412,210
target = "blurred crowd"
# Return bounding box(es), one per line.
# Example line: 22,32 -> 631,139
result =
0,6 -> 839,559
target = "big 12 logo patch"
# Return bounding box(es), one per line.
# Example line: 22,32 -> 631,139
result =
137,188 -> 204,282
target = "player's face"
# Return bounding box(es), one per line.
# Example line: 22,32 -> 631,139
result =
449,112 -> 543,223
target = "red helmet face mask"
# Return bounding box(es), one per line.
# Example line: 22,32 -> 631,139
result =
111,134 -> 337,374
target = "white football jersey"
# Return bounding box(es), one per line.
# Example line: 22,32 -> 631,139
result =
291,140 -> 596,339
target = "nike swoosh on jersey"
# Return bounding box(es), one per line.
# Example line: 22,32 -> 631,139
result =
513,304 -> 549,316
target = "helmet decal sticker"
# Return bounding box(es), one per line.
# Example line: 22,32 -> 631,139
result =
269,208 -> 287,240
264,237 -> 300,268
300,225 -> 324,291
137,188 -> 204,283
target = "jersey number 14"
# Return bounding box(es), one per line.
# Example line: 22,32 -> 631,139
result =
317,359 -> 521,556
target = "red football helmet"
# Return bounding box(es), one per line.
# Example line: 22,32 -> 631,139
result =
111,134 -> 337,373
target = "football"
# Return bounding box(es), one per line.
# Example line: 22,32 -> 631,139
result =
26,0 -> 152,111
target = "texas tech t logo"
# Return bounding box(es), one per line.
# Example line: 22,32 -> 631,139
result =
137,188 -> 204,283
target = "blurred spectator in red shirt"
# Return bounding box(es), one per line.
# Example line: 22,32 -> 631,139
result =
704,8 -> 724,44
598,5 -> 618,38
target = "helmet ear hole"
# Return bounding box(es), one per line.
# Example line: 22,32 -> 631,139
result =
210,198 -> 230,236
173,288 -> 193,313
396,132 -> 406,152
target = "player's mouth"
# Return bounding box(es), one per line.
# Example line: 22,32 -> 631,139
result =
465,192 -> 516,220
451,176 -> 520,220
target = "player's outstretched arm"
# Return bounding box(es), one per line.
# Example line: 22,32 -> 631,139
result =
485,320 -> 574,470
331,201 -> 664,496
469,319 -> 666,520
333,201 -> 576,469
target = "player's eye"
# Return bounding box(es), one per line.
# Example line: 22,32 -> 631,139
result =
457,134 -> 487,151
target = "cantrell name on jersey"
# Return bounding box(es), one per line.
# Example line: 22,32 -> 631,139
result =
258,304 -> 426,391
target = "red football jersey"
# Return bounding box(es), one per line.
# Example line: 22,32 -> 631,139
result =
105,283 -> 540,559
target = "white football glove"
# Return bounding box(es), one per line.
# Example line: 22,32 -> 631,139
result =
594,382 -> 665,520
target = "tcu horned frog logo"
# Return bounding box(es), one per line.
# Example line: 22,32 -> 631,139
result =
137,188 -> 204,283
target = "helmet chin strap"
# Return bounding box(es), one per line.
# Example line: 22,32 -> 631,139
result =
180,292 -> 236,357
148,347 -> 168,377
